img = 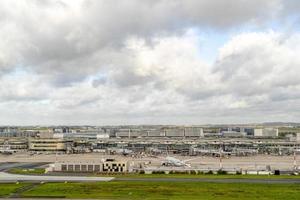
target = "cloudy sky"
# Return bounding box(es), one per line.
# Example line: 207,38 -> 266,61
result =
1,0 -> 300,125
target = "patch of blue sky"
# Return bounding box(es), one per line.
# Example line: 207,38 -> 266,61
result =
192,16 -> 300,65
88,71 -> 108,85
5,65 -> 33,77
191,27 -> 230,64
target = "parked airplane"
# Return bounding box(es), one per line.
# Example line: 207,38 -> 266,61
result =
158,146 -> 204,167
0,149 -> 16,155
161,156 -> 198,167
109,148 -> 133,156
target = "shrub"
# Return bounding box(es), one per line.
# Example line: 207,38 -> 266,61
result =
217,170 -> 227,175
190,170 -> 197,175
236,171 -> 242,175
152,171 -> 165,174
178,171 -> 189,174
168,171 -> 188,174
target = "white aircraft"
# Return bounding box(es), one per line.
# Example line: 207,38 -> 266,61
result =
154,146 -> 203,167
112,148 -> 133,156
161,156 -> 200,167
148,147 -> 162,154
0,149 -> 16,155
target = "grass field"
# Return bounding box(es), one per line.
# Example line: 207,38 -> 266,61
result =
0,183 -> 28,197
8,168 -> 45,175
21,181 -> 300,200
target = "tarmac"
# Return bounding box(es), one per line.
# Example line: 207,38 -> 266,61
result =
0,172 -> 114,183
0,152 -> 298,171
0,152 -> 299,184
0,171 -> 299,184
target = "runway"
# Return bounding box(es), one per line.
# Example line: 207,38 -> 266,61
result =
116,177 -> 300,184
0,162 -> 48,172
0,172 -> 114,183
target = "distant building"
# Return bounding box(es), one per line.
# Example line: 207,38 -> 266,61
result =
0,138 -> 27,150
29,138 -> 68,151
254,128 -> 278,138
115,129 -> 144,138
53,127 -> 70,133
38,130 -> 54,138
244,128 -> 255,136
165,128 -> 184,137
0,127 -> 18,137
146,130 -> 165,137
222,131 -> 246,137
184,127 -> 204,137
297,133 -> 300,142
53,133 -> 110,140
254,128 -> 263,137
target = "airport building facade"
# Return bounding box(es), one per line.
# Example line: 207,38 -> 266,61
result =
52,159 -> 128,173
29,139 -> 69,151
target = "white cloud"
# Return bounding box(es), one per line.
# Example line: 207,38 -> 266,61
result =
0,0 -> 300,124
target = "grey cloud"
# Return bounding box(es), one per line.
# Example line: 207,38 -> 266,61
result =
92,76 -> 107,88
0,74 -> 51,102
0,0 -> 291,86
110,69 -> 154,88
1,1 -> 300,124
210,32 -> 300,113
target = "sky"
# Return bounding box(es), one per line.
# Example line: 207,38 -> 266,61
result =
1,0 -> 300,125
